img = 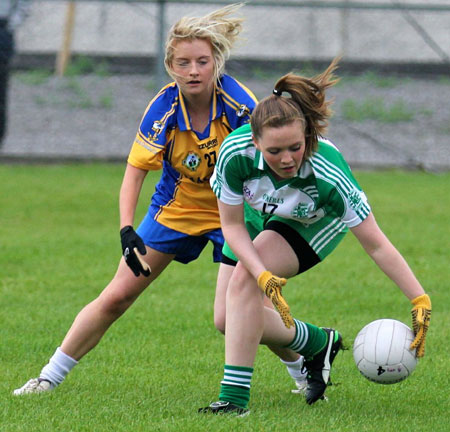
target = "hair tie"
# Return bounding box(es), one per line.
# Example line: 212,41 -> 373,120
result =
273,88 -> 282,96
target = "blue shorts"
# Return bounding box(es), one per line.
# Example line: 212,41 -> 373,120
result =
136,209 -> 224,264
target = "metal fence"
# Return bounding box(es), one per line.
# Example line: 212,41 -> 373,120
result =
15,0 -> 450,81
3,1 -> 449,168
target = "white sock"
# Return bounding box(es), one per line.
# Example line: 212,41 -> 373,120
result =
39,347 -> 78,386
281,355 -> 307,381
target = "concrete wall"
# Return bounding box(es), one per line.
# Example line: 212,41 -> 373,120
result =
15,1 -> 450,64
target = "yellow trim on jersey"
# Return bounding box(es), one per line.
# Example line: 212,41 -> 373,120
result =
234,81 -> 258,104
137,131 -> 165,150
212,87 -> 218,118
154,178 -> 182,221
218,84 -> 257,110
178,86 -> 219,130
138,82 -> 176,123
127,74 -> 257,235
153,119 -> 228,235
177,92 -> 191,130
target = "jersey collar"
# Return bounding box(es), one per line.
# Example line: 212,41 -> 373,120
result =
298,159 -> 313,178
254,149 -> 313,179
177,84 -> 220,132
254,148 -> 265,170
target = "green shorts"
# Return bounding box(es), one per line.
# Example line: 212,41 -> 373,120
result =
222,203 -> 348,268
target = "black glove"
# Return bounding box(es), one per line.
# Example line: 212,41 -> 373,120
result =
120,226 -> 151,277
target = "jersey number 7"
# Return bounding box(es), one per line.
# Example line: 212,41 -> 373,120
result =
262,203 -> 278,214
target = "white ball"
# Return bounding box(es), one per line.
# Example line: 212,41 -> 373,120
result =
353,319 -> 418,384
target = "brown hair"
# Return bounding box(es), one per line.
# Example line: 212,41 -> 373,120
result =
165,3 -> 244,82
251,57 -> 341,158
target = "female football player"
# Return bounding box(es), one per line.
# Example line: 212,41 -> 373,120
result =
13,3 -> 259,395
200,57 -> 431,415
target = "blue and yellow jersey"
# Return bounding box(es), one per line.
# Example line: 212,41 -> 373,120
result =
127,74 -> 257,236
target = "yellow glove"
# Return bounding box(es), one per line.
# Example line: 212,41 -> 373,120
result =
257,271 -> 294,329
410,294 -> 431,358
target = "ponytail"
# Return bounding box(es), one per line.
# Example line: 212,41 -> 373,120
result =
251,57 -> 340,158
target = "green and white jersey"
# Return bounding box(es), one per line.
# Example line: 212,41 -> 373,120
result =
210,124 -> 371,259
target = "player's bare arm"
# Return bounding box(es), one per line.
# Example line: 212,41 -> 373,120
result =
119,164 -> 148,228
350,212 -> 425,300
217,200 -> 266,280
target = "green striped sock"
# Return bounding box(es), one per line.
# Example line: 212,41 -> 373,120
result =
219,365 -> 253,409
286,319 -> 327,359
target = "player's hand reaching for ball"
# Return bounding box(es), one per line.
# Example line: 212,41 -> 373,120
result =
120,226 -> 151,277
410,294 -> 431,358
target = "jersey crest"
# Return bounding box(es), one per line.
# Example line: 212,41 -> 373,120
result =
182,151 -> 202,172
348,189 -> 363,210
292,203 -> 310,219
236,104 -> 251,118
149,120 -> 164,141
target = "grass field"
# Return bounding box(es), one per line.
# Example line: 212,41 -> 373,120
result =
1,164 -> 449,432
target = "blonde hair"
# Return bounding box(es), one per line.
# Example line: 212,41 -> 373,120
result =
251,57 -> 341,159
164,3 -> 244,82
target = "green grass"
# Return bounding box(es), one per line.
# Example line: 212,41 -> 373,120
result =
343,71 -> 405,88
342,97 -> 415,123
65,55 -> 111,77
1,165 -> 449,431
15,69 -> 53,86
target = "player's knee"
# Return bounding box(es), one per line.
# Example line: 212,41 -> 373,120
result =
98,290 -> 137,318
214,313 -> 226,334
228,263 -> 253,296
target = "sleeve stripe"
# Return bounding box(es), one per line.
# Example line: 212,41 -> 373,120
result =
138,98 -> 178,146
137,131 -> 166,149
310,218 -> 347,255
216,132 -> 253,173
217,87 -> 241,110
312,154 -> 354,193
311,155 -> 371,220
234,80 -> 258,104
138,82 -> 175,120
221,95 -> 241,112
